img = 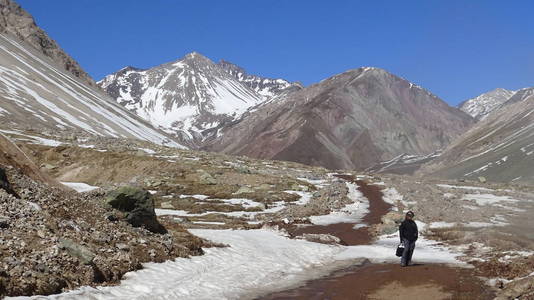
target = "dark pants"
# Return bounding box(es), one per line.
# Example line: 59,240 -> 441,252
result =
401,238 -> 416,266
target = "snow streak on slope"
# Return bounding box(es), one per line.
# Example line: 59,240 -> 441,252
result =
0,34 -> 182,147
423,87 -> 534,183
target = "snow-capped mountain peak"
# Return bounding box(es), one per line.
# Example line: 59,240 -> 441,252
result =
98,53 -> 300,146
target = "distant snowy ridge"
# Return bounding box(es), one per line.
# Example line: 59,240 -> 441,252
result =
459,88 -> 516,120
423,86 -> 534,183
217,59 -> 302,99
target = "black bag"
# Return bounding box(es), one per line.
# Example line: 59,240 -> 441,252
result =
396,243 -> 404,257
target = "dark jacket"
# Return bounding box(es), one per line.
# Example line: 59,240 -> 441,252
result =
399,219 -> 418,242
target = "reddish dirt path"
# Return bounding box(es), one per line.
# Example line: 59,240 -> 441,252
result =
261,263 -> 494,300
291,175 -> 391,245
259,175 -> 494,300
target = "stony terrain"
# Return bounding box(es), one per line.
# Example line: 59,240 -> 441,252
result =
1,128 -> 534,298
0,129 -> 206,298
0,1 -> 531,299
0,166 -> 206,297
2,128 -> 358,231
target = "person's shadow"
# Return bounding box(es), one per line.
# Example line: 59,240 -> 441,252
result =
407,263 -> 425,267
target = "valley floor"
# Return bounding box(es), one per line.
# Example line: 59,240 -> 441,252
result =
2,130 -> 534,299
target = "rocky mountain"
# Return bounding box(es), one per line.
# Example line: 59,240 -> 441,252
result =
217,59 -> 302,99
459,88 -> 516,120
205,67 -> 475,170
0,32 -> 181,147
0,0 -> 95,86
421,87 -> 534,183
98,54 -> 300,147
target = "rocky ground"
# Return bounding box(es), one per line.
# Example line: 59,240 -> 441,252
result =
3,129 -> 347,230
0,129 -> 352,297
1,128 -> 534,298
0,166 -> 208,297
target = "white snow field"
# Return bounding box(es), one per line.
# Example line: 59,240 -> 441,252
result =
16,228 -> 463,300
436,184 -> 494,192
60,182 -> 100,193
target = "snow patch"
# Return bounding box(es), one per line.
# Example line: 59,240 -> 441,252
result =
61,182 -> 99,193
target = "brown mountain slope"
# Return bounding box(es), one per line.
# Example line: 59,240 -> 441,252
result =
419,87 -> 534,183
205,67 -> 475,170
0,0 -> 95,86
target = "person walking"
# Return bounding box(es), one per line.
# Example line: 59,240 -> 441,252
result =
399,211 -> 418,267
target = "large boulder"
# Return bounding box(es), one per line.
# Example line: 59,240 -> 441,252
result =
197,170 -> 216,185
59,239 -> 95,265
106,186 -> 167,234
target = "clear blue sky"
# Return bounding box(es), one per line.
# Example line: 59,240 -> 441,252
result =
17,0 -> 534,105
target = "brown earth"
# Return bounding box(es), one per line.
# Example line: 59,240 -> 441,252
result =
261,263 -> 494,300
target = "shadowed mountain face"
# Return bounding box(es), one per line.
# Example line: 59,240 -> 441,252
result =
205,67 -> 475,170
421,87 -> 534,183
98,54 -> 301,147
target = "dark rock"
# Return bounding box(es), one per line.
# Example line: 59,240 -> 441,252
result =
106,186 -> 167,234
0,216 -> 9,229
0,168 -> 18,197
105,214 -> 119,222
